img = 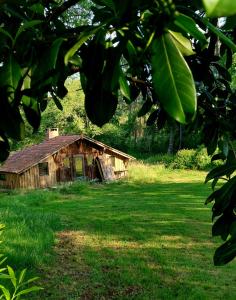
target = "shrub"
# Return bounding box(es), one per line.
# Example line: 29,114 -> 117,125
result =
194,146 -> 212,170
143,146 -> 221,170
171,149 -> 196,169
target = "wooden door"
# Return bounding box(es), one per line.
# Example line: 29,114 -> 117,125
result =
73,155 -> 85,179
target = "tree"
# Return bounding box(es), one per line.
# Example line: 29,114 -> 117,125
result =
1,0 -> 236,265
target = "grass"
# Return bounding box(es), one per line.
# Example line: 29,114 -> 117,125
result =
0,162 -> 235,299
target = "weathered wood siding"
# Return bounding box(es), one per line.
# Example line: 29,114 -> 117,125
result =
54,141 -> 128,181
0,173 -> 19,189
19,166 -> 39,189
0,139 -> 131,189
38,156 -> 57,188
106,155 -> 127,178
0,156 -> 58,189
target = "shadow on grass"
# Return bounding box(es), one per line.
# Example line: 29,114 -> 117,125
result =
0,180 -> 211,264
38,181 -> 212,243
35,229 -> 234,300
1,180 -> 236,299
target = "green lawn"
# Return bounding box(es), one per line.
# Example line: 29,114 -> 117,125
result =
0,163 -> 235,299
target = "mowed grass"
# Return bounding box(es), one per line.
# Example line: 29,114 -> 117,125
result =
0,162 -> 235,299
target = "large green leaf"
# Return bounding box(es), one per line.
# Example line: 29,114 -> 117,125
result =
202,18 -> 236,52
126,40 -> 138,66
31,38 -> 64,88
174,14 -> 207,48
102,47 -> 121,92
203,0 -> 236,17
147,109 -> 159,126
119,68 -> 131,101
205,163 -> 236,183
0,55 -> 21,98
49,38 -> 65,70
23,98 -> 41,130
0,28 -> 13,44
214,238 -> 236,265
151,33 -> 197,124
212,214 -> 231,240
85,86 -> 118,127
168,30 -> 195,56
138,97 -> 153,117
0,88 -> 25,140
206,176 -> 236,218
0,138 -> 10,162
14,20 -> 43,43
65,27 -> 102,65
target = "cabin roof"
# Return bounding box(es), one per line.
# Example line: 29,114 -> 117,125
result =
0,135 -> 134,174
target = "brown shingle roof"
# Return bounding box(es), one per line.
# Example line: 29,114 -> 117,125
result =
0,135 -> 134,174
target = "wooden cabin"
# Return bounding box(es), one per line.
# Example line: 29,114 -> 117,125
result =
0,129 -> 134,189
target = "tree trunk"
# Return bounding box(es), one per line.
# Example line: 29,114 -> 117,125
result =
178,124 -> 184,150
167,125 -> 175,154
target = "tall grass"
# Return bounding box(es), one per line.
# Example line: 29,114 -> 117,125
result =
127,161 -> 206,183
0,191 -> 61,268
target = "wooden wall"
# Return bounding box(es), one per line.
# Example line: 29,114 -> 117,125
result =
19,166 -> 39,189
0,156 -> 58,189
0,173 -> 19,189
105,155 -> 127,179
38,156 -> 57,188
0,140 -> 130,189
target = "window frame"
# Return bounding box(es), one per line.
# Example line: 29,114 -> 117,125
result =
38,162 -> 49,176
0,173 -> 6,181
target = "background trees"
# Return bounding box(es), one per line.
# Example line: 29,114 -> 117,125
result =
1,0 -> 236,264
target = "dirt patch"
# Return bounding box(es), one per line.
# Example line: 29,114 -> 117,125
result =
35,231 -> 143,300
36,231 -> 91,300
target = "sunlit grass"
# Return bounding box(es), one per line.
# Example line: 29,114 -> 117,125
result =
0,162 -> 235,299
127,161 -> 207,183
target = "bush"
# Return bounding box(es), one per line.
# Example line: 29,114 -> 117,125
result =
170,149 -> 196,169
143,146 -> 221,170
194,146 -> 212,170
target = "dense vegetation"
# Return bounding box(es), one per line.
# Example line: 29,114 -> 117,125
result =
0,164 -> 236,299
13,78 -> 203,156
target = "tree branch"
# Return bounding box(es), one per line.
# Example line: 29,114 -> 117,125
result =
128,77 -> 151,87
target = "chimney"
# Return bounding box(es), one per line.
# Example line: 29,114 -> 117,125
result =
46,128 -> 59,140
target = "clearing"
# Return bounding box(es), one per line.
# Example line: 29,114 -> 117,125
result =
0,163 -> 235,299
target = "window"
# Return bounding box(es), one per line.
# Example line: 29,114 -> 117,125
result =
38,162 -> 49,176
64,157 -> 70,168
74,156 -> 84,177
0,173 -> 6,181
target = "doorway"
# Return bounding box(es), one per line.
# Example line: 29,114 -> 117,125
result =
73,155 -> 84,179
